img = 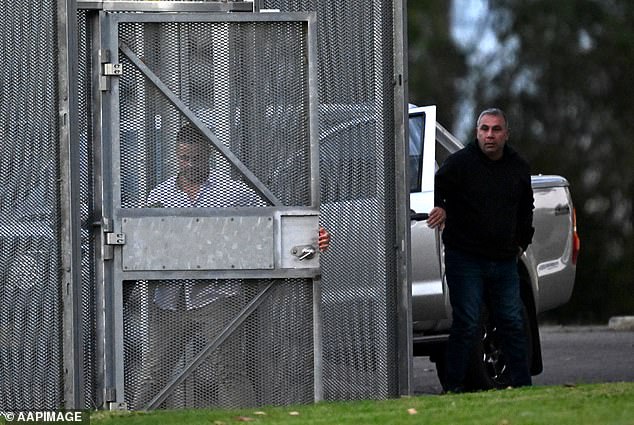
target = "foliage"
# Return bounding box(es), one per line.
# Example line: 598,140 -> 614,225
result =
408,1 -> 468,126
85,383 -> 634,425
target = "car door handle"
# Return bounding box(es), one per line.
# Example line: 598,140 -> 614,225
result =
554,204 -> 570,216
410,210 -> 429,221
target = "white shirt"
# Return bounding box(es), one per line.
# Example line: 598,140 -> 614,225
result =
147,174 -> 263,208
147,173 -> 265,310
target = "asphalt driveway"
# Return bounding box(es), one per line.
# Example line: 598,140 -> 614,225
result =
413,325 -> 634,394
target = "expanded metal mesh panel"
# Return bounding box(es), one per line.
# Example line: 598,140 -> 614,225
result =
123,278 -> 313,409
264,0 -> 399,399
0,0 -> 63,410
117,21 -> 311,209
113,18 -> 317,409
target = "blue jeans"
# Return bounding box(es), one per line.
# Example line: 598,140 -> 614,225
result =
444,247 -> 531,391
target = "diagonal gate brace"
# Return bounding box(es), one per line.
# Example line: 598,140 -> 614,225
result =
144,280 -> 276,410
119,42 -> 282,207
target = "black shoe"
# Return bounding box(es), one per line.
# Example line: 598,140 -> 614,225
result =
440,386 -> 465,395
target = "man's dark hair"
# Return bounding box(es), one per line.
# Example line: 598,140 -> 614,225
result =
176,122 -> 209,147
477,108 -> 509,129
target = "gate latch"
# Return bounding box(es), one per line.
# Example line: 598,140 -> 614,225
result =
291,245 -> 316,261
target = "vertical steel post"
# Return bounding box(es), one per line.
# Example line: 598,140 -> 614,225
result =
394,0 -> 413,396
90,11 -> 127,409
59,0 -> 86,410
306,11 -> 322,402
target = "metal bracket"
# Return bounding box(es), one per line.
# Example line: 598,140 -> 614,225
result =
106,402 -> 128,411
103,62 -> 123,76
104,231 -> 125,260
105,232 -> 126,246
97,217 -> 125,260
99,49 -> 121,91
103,388 -> 127,410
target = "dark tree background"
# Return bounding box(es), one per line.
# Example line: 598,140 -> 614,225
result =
409,0 -> 634,323
408,1 -> 467,127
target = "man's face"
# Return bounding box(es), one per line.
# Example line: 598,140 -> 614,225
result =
476,114 -> 509,160
176,142 -> 210,183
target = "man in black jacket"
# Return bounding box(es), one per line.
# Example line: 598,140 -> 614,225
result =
427,108 -> 535,393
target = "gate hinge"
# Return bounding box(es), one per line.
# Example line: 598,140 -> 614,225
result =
99,49 -> 122,91
103,62 -> 123,76
105,232 -> 126,246
98,217 -> 125,260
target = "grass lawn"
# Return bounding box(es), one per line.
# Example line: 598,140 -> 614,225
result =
88,382 -> 634,425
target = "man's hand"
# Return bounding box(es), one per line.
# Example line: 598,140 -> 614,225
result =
427,207 -> 446,230
318,226 -> 331,252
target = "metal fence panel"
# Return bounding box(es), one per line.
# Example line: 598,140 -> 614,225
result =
0,0 -> 63,410
263,0 -> 400,400
76,9 -> 98,409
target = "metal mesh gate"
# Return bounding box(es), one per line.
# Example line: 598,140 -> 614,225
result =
116,20 -> 312,210
2,0 -> 406,411
122,278 -> 314,409
93,12 -> 320,410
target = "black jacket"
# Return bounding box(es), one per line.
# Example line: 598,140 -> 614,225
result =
435,140 -> 535,260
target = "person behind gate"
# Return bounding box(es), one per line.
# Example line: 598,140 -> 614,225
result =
137,123 -> 330,408
427,108 -> 535,393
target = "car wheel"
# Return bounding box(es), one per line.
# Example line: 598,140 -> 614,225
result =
464,302 -> 533,391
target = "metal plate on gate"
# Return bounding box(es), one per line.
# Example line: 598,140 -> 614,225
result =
121,216 -> 274,271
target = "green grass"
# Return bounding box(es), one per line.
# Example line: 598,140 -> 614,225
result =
88,382 -> 634,425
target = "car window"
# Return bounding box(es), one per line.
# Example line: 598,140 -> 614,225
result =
436,121 -> 465,165
436,142 -> 453,166
408,112 -> 425,193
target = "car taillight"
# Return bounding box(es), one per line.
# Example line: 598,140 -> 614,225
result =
572,207 -> 580,265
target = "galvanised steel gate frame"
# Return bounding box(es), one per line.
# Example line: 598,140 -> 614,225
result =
63,1 -> 323,410
53,0 -> 410,411
99,11 -> 320,411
